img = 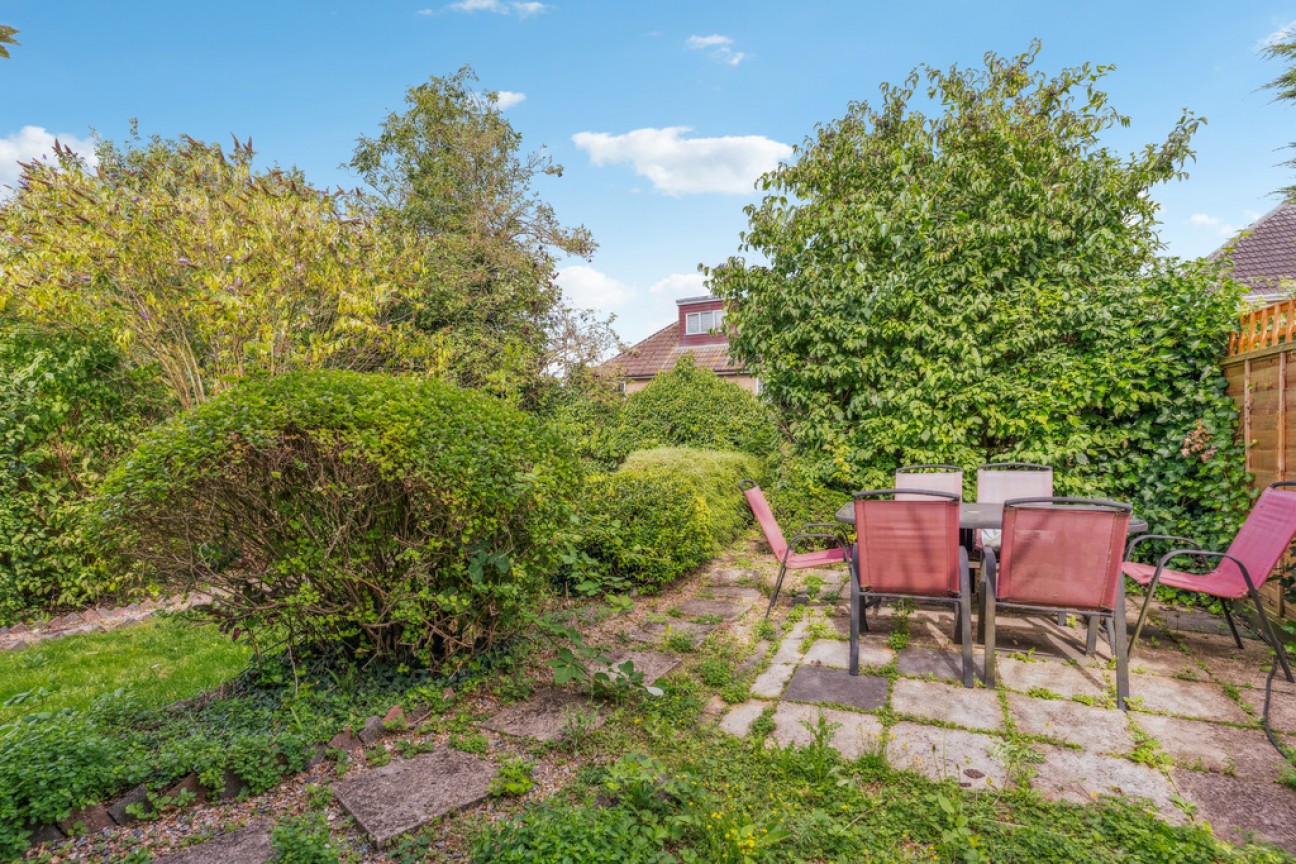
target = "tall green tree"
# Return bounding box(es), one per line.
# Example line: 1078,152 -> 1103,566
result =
708,43 -> 1250,547
0,25 -> 17,59
0,133 -> 429,408
1265,31 -> 1296,197
349,67 -> 595,403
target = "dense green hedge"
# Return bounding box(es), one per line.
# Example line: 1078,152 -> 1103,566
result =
580,447 -> 762,587
611,356 -> 781,461
0,326 -> 169,625
91,371 -> 581,665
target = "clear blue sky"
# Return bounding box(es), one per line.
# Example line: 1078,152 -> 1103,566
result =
2,1 -> 1295,344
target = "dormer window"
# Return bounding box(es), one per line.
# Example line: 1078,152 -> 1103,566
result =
685,309 -> 725,336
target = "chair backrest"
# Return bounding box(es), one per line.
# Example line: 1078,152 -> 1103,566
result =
996,497 -> 1130,611
977,462 -> 1053,504
739,480 -> 788,561
895,464 -> 964,501
853,489 -> 961,597
1220,483 -> 1296,591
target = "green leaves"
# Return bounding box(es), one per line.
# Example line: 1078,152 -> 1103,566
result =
90,370 -> 582,666
708,44 -> 1249,548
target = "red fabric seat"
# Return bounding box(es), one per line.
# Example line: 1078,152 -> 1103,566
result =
740,480 -> 850,618
1122,482 -> 1296,684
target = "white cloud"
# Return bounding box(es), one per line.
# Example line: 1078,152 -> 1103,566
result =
556,265 -> 635,310
572,126 -> 791,195
686,33 -> 745,66
0,125 -> 98,193
492,90 -> 526,110
434,0 -> 549,16
1259,21 -> 1296,49
512,1 -> 547,17
649,272 -> 707,297
1190,212 -> 1240,237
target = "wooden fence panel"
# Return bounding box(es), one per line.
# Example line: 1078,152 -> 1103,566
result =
1223,344 -> 1291,618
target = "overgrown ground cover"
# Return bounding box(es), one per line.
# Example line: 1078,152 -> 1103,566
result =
17,540 -> 1294,864
0,615 -> 248,724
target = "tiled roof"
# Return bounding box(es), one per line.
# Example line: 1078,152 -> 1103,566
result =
1213,202 -> 1296,299
601,321 -> 745,379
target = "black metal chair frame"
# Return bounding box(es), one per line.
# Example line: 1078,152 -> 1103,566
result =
1125,480 -> 1296,684
849,488 -> 974,688
981,497 -> 1133,710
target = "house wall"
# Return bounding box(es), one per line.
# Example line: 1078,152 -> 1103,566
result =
676,298 -> 729,348
1223,344 -> 1295,618
624,373 -> 759,395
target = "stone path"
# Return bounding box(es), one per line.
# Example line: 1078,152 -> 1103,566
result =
704,555 -> 1296,853
71,537 -> 1296,860
0,591 -> 211,650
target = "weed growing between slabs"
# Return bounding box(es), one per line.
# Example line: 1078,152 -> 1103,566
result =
470,676 -> 1291,864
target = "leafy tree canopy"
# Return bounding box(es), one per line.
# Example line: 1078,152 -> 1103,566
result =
0,25 -> 17,59
708,43 -> 1250,546
349,66 -> 596,402
0,132 -> 428,408
1265,32 -> 1296,197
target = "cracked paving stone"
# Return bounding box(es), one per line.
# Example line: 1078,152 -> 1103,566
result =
886,721 -> 1006,790
482,688 -> 601,742
770,702 -> 883,759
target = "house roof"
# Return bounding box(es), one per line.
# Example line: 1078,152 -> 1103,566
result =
601,321 -> 746,379
1213,201 -> 1296,299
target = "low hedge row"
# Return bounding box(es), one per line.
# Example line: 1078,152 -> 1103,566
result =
580,447 -> 763,587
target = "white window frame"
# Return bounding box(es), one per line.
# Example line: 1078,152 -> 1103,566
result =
684,309 -> 725,335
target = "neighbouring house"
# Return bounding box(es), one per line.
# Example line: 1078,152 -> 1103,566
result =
600,295 -> 758,394
1215,201 -> 1296,304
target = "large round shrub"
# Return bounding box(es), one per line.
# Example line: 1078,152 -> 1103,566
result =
91,371 -> 581,665
581,447 -> 762,587
612,355 -> 781,461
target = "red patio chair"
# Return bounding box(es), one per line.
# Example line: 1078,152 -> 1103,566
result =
982,498 -> 1133,708
739,479 -> 851,619
851,489 -> 974,687
1123,481 -> 1296,684
895,464 -> 964,500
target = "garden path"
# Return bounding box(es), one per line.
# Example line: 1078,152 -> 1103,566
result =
57,537 -> 1296,862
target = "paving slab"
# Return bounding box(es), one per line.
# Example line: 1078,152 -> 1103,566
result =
892,678 -> 1003,731
781,666 -> 888,712
1134,713 -> 1283,781
1006,693 -> 1135,754
1174,770 -> 1296,853
602,650 -> 681,685
155,825 -> 272,864
482,688 -> 602,742
707,568 -> 753,587
717,699 -> 772,737
771,624 -> 810,663
770,702 -> 883,759
802,639 -> 893,670
1033,746 -> 1180,819
630,620 -> 716,644
707,586 -> 765,601
335,749 -> 495,846
896,646 -> 984,683
1240,685 -> 1296,732
994,657 -> 1110,699
1128,648 -> 1206,681
886,721 -> 1006,790
1131,675 -> 1251,723
679,598 -> 746,620
751,663 -> 797,698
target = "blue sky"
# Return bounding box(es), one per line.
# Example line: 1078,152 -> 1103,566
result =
2,1 -> 1296,344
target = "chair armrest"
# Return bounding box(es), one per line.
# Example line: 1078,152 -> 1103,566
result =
786,532 -> 850,558
1150,549 -> 1255,593
1124,534 -> 1200,561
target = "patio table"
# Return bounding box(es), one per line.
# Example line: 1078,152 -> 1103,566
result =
834,500 -> 1149,534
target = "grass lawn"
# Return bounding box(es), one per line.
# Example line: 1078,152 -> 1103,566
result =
0,614 -> 250,725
